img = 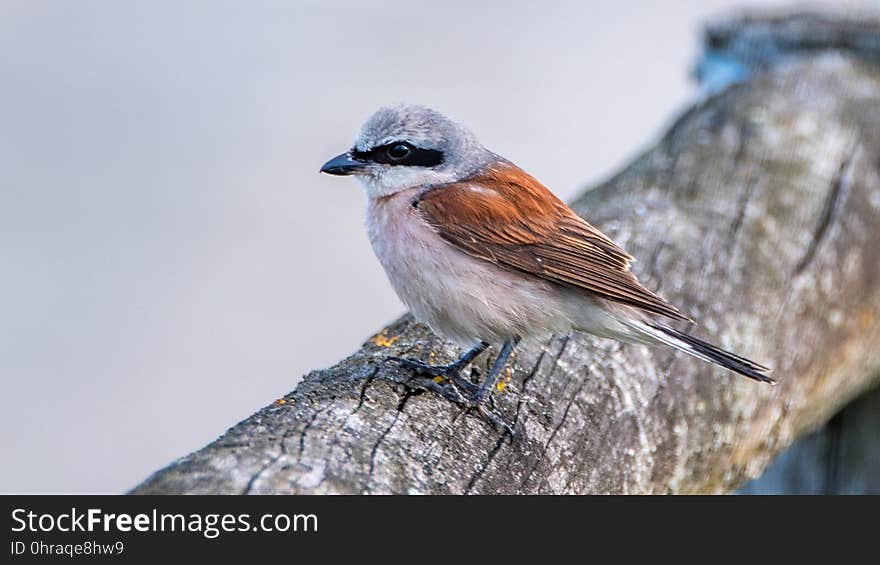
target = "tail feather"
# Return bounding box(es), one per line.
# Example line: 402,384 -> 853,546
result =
627,320 -> 775,385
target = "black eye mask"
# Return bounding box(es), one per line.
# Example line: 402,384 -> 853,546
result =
352,141 -> 444,167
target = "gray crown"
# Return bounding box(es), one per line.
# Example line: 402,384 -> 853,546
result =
355,105 -> 498,177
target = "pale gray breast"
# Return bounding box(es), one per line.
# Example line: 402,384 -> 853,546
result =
365,189 -> 454,325
365,190 -> 573,345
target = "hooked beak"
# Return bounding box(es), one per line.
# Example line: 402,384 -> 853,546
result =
320,152 -> 367,176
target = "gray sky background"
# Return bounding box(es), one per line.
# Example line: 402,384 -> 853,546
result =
2,0 -> 855,493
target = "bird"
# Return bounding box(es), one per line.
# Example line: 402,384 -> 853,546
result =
320,105 -> 773,427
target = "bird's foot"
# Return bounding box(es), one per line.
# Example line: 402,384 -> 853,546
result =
386,356 -> 513,435
471,403 -> 515,436
385,356 -> 479,395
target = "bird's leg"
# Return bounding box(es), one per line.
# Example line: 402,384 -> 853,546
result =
475,336 -> 520,405
387,341 -> 489,395
463,336 -> 520,433
389,337 -> 521,434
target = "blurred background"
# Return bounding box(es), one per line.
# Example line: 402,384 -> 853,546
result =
1,1 -> 872,493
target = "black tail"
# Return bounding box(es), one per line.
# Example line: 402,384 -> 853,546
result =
629,321 -> 775,385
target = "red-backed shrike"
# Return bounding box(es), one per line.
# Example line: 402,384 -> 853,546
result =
321,105 -> 772,425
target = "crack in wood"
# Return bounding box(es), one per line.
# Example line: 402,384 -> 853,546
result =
365,392 -> 412,489
242,425 -> 298,495
728,174 -> 759,245
241,453 -> 281,495
512,341 -> 550,428
794,154 -> 854,274
464,433 -> 509,494
518,338 -> 579,491
298,407 -> 325,457
352,367 -> 379,414
519,384 -> 581,492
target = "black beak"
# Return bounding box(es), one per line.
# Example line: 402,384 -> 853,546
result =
320,152 -> 366,176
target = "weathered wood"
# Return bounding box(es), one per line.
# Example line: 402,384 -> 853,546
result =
740,384 -> 880,494
132,12 -> 880,495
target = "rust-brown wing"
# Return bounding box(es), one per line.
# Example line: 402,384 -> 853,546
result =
416,164 -> 689,321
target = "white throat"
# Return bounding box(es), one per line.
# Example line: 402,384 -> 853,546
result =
357,166 -> 460,199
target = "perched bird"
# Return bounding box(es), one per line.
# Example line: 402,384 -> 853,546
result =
321,105 -> 773,424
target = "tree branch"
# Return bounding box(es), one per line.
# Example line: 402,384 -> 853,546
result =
132,11 -> 880,495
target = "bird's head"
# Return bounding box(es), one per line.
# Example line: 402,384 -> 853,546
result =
320,105 -> 496,198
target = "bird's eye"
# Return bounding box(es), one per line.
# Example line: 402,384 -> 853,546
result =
386,143 -> 411,160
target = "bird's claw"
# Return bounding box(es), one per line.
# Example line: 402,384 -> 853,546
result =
388,356 -> 513,435
385,356 -> 446,377
385,356 -> 479,395
476,404 -> 515,436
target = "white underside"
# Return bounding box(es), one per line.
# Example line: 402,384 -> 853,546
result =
366,188 -> 646,347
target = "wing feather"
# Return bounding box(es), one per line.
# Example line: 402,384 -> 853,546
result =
416,164 -> 689,321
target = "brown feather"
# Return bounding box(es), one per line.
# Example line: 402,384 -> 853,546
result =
416,163 -> 690,321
